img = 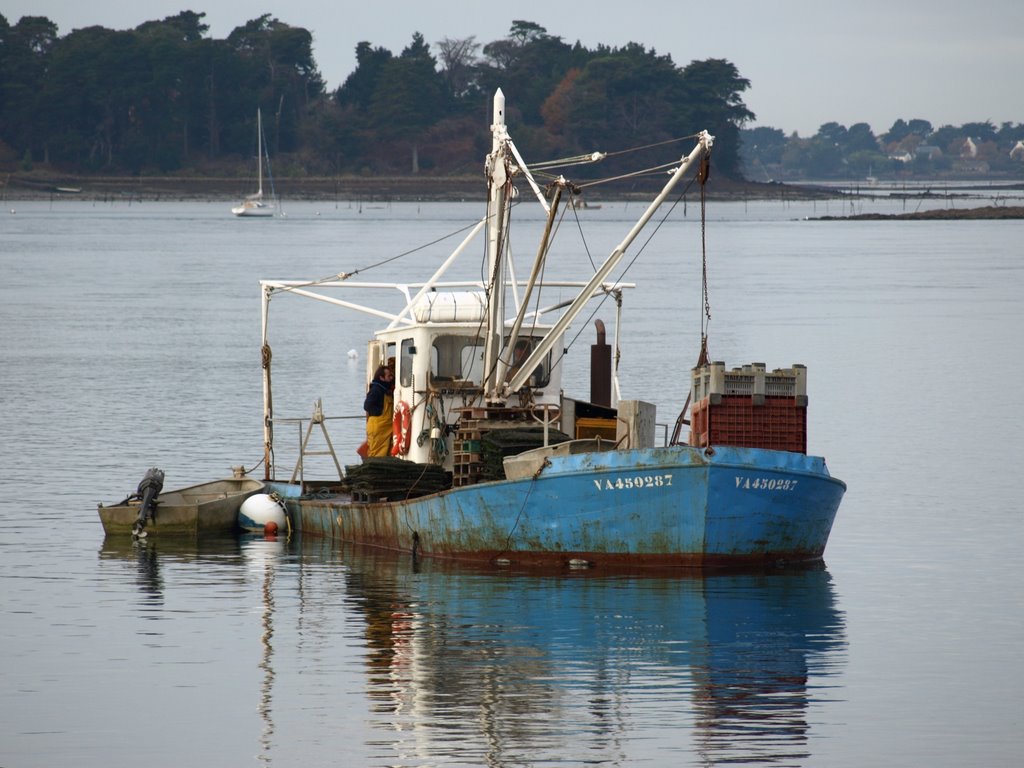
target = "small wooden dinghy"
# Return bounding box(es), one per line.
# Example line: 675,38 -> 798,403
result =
98,475 -> 265,537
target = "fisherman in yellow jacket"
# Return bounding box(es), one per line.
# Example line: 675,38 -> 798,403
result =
363,364 -> 395,457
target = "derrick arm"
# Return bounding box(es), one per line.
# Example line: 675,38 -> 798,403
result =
504,131 -> 714,395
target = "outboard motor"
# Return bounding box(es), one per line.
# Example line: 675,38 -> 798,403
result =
132,468 -> 165,538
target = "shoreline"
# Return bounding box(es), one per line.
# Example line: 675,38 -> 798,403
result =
4,173 -> 1022,213
0,172 -> 874,203
811,205 -> 1024,220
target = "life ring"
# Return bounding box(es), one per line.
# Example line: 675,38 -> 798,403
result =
391,400 -> 412,456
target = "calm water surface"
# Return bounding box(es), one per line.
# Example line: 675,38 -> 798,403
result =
1,197 -> 1021,767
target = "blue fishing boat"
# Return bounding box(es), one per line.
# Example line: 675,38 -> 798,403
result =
257,90 -> 845,568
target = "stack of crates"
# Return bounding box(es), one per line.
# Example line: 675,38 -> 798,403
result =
453,407 -> 486,487
689,362 -> 808,453
452,406 -> 533,486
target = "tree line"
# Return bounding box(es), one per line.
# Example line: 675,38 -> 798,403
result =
0,12 -> 322,174
3,13 -> 1020,184
0,15 -> 753,182
742,119 -> 1024,182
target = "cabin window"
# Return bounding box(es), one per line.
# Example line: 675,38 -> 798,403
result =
399,338 -> 415,387
368,342 -> 397,374
429,334 -> 484,385
505,337 -> 551,387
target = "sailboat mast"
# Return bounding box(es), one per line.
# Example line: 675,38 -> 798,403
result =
256,108 -> 264,198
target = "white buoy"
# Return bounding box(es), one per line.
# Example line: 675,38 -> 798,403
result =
238,493 -> 287,532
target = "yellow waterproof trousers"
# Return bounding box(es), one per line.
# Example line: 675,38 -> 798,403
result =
366,395 -> 394,457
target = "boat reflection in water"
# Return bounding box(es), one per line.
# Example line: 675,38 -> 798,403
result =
98,536 -> 846,764
99,534 -> 248,609
326,539 -> 848,766
99,533 -> 285,765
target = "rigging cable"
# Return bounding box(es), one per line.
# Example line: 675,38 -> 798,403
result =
268,217 -> 487,296
670,150 -> 713,445
699,151 -> 712,365
569,193 -> 599,272
270,134 -> 703,296
529,134 -> 702,174
560,161 -> 704,354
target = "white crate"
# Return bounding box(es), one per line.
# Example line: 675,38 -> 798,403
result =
691,361 -> 807,403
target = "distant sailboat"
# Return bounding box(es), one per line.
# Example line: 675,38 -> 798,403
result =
232,109 -> 276,217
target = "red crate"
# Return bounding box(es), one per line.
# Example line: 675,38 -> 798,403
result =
689,395 -> 806,453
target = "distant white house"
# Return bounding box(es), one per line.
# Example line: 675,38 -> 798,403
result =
1010,140 -> 1024,160
960,137 -> 978,158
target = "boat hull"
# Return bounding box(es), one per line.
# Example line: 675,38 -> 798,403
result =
273,445 -> 845,568
98,478 -> 265,536
231,203 -> 274,217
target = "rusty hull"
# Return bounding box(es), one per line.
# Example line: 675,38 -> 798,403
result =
276,445 -> 845,569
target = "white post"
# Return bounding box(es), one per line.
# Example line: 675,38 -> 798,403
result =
261,284 -> 273,480
483,89 -> 510,401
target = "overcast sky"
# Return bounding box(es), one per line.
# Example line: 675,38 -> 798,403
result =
6,1 -> 1022,136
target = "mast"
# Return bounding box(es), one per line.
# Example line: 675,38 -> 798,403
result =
256,108 -> 264,199
482,89 -> 511,402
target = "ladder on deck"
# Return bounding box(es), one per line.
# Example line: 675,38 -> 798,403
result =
292,399 -> 344,482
